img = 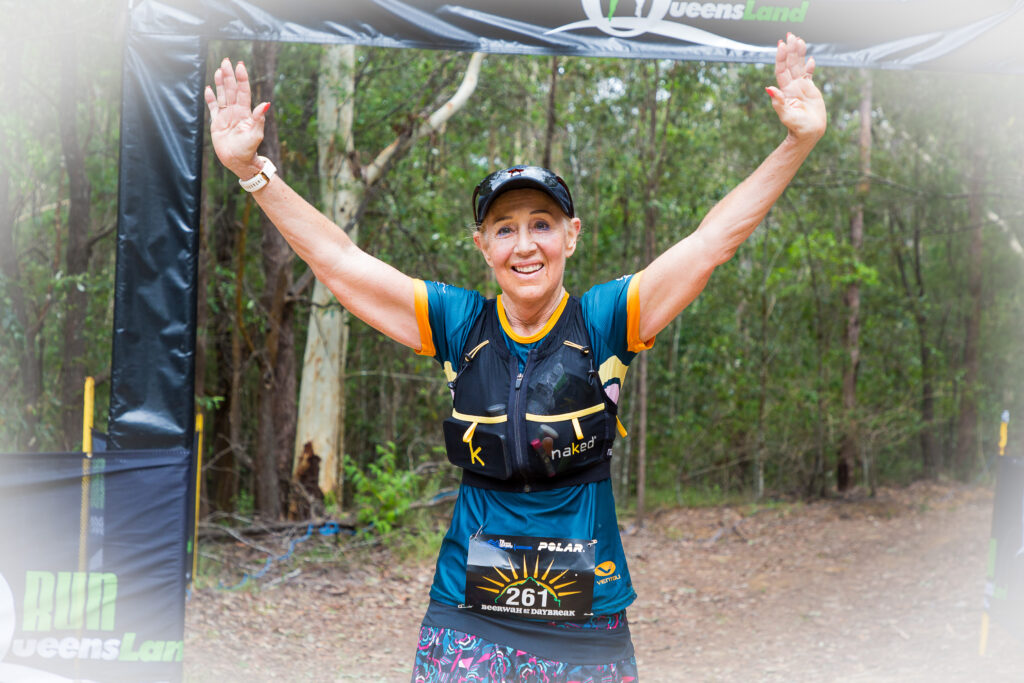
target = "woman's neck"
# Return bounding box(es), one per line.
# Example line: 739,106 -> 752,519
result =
499,288 -> 567,340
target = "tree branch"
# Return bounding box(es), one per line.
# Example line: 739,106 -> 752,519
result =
362,53 -> 484,187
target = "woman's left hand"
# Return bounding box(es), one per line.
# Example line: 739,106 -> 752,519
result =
766,33 -> 827,143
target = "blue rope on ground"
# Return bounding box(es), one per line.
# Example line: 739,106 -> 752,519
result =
216,520 -> 351,590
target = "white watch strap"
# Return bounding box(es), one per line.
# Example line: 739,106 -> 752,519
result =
239,156 -> 277,192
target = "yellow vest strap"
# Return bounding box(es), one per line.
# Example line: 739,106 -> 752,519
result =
524,403 -> 605,423
453,410 -> 507,425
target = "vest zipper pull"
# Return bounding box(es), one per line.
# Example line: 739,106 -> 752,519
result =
515,372 -> 523,389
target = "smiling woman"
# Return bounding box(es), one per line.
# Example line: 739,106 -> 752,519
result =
205,31 -> 825,682
472,185 -> 581,337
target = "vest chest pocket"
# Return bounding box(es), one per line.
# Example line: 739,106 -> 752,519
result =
443,413 -> 511,480
523,403 -> 612,479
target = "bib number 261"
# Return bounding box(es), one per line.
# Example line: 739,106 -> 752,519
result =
504,585 -> 550,607
464,534 -> 596,621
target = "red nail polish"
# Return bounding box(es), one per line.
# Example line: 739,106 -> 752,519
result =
765,87 -> 774,98
264,102 -> 272,114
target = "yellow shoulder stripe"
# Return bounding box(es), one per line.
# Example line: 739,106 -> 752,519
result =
413,279 -> 435,357
598,355 -> 628,386
627,271 -> 655,353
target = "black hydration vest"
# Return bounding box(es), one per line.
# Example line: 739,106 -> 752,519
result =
442,296 -> 619,492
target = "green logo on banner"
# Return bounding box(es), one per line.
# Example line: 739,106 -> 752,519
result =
551,1 -> 810,44
2,570 -> 183,664
22,571 -> 117,632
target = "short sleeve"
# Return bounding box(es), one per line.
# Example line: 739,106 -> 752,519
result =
423,281 -> 485,382
580,272 -> 655,403
625,271 -> 656,353
413,280 -> 435,357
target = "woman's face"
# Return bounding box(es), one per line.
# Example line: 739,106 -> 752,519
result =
473,189 -> 581,308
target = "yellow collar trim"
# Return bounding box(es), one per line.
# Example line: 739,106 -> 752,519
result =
497,291 -> 569,344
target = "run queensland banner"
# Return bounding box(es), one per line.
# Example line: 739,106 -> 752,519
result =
985,454 -> 1024,642
0,449 -> 190,683
129,0 -> 1024,73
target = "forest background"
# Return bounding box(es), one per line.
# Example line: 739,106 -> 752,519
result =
2,1 -> 1023,535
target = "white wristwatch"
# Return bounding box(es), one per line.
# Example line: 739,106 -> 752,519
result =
238,156 -> 277,192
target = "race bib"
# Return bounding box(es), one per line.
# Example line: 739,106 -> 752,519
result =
464,533 -> 595,621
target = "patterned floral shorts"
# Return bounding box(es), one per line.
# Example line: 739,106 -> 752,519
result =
411,625 -> 639,683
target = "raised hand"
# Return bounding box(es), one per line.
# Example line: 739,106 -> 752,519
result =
204,58 -> 270,178
766,33 -> 827,143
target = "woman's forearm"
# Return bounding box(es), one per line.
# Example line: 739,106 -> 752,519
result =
637,132 -> 819,341
694,132 -> 818,266
242,166 -> 353,268
239,170 -> 421,349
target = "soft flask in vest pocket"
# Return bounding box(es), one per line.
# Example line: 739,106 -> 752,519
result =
522,403 -> 612,479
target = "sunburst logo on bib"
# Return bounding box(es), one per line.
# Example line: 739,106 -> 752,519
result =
476,553 -> 583,609
465,534 -> 596,620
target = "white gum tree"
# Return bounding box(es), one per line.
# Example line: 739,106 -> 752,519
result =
297,46 -> 484,500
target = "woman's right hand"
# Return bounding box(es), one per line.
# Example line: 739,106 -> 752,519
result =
204,58 -> 270,179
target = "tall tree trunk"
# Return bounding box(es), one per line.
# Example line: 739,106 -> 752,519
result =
542,57 -> 559,169
918,308 -> 939,476
954,149 -> 985,479
294,49 -> 484,502
249,41 -> 294,520
796,216 -> 829,497
635,61 -> 663,528
890,206 -> 940,478
296,44 -> 359,501
208,178 -> 243,512
755,240 -> 771,500
838,72 -> 871,492
58,35 -> 92,450
230,206 -> 250,502
0,40 -> 42,450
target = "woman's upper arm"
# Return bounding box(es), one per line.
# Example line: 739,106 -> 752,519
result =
314,240 -> 423,351
636,230 -> 718,342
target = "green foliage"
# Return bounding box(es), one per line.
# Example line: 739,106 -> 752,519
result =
233,490 -> 255,517
0,1 -> 122,451
392,513 -> 450,563
3,27 -> 1023,517
343,442 -> 420,538
195,395 -> 225,413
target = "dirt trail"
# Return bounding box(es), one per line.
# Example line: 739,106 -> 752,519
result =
184,483 -> 1024,681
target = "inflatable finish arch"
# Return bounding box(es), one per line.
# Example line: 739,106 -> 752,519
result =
0,2 -> 1020,681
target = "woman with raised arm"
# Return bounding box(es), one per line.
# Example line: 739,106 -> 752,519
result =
206,32 -> 825,682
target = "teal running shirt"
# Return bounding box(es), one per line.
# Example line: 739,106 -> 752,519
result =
412,273 -> 654,616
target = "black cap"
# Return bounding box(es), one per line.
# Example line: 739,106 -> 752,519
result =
472,166 -> 575,225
